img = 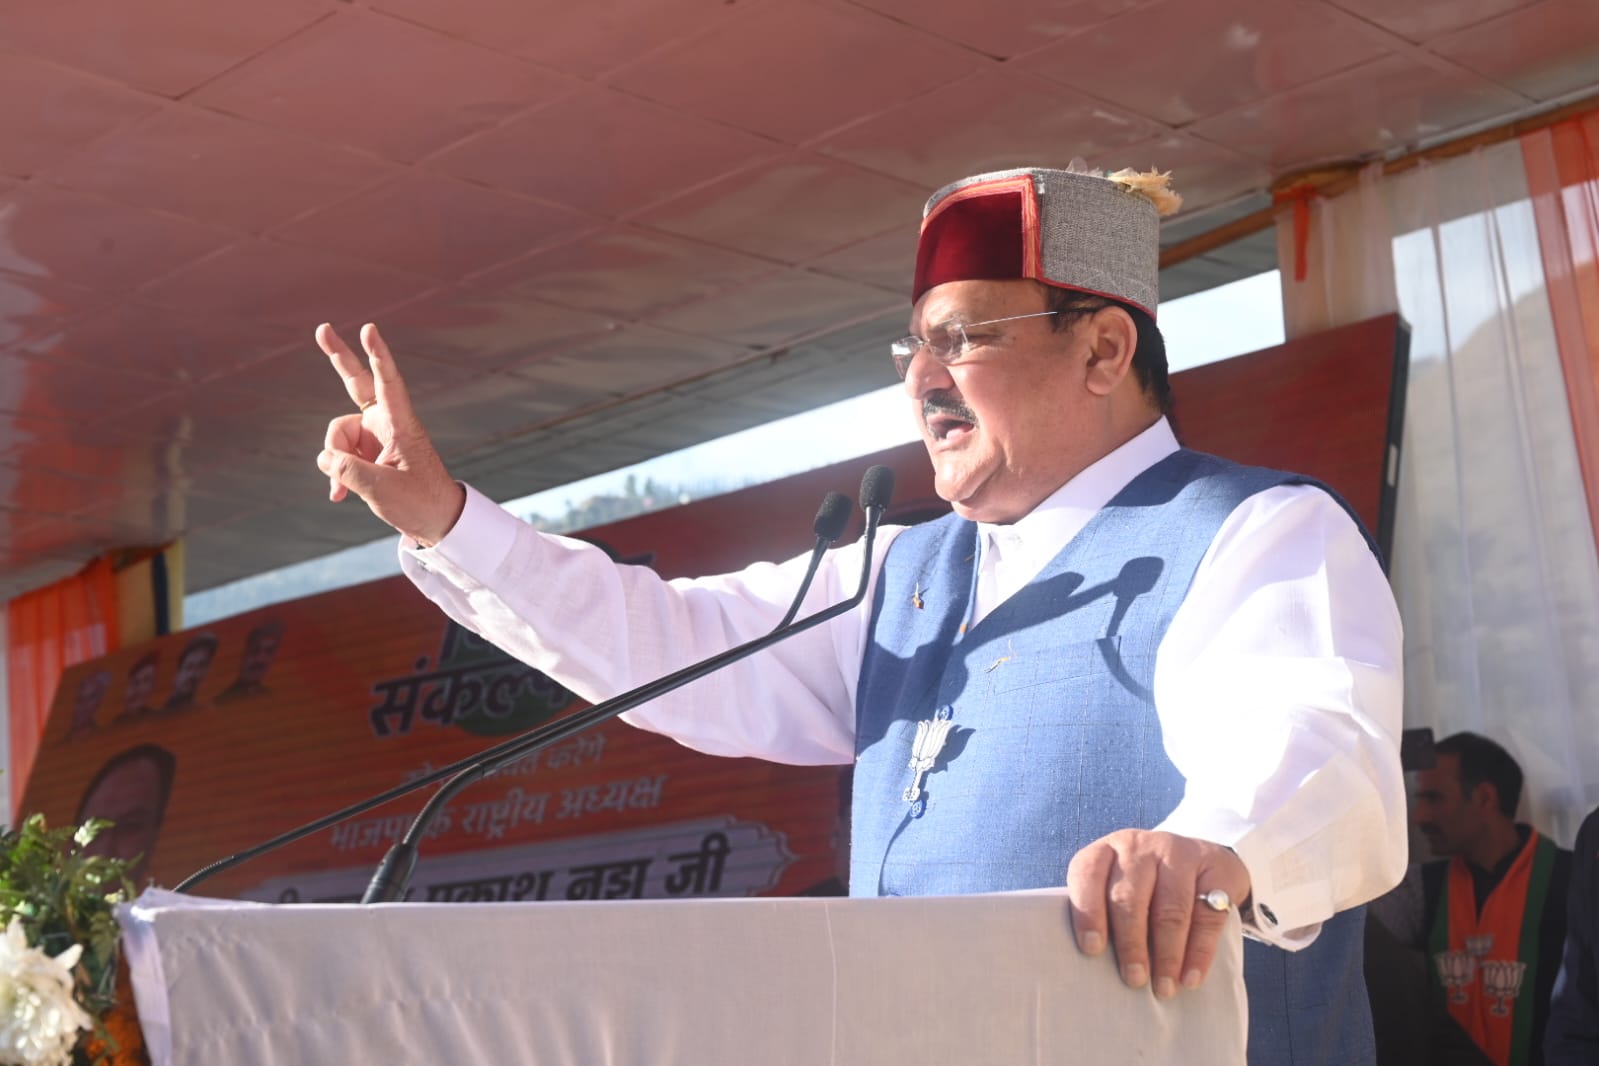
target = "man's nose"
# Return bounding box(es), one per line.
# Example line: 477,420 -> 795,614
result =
902,347 -> 955,399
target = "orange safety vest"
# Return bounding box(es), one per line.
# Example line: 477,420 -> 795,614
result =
1429,831 -> 1560,1066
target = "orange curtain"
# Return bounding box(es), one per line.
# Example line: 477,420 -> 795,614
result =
5,555 -> 120,813
1522,109 -> 1599,562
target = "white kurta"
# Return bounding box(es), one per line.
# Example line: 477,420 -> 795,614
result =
401,419 -> 1407,949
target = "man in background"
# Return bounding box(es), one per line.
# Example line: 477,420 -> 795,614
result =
1546,804 -> 1598,1063
1391,732 -> 1573,1066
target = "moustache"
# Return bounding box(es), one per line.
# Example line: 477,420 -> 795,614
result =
921,392 -> 978,426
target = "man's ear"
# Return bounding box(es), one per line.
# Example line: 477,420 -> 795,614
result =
1469,780 -> 1501,816
1082,306 -> 1138,398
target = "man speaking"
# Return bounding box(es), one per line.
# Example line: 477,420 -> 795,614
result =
315,163 -> 1406,1065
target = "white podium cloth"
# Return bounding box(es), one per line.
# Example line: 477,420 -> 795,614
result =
118,888 -> 1246,1065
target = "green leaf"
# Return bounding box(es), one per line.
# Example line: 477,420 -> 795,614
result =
0,812 -> 137,1022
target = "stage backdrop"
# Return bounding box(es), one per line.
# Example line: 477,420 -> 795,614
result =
21,313 -> 1407,903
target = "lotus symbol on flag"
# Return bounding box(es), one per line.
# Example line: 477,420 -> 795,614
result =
1480,960 -> 1527,1016
1434,950 -> 1476,1004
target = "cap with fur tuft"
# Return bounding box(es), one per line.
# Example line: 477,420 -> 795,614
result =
912,165 -> 1180,315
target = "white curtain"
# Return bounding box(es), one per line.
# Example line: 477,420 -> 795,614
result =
1278,145 -> 1599,845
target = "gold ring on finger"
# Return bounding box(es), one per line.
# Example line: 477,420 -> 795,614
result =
1197,889 -> 1231,913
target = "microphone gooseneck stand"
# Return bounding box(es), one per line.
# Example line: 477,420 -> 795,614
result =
776,491 -> 851,629
360,469 -> 893,902
174,468 -> 892,898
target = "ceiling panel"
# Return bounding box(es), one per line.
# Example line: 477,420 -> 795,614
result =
0,185 -> 232,293
1019,0 -> 1394,127
1430,0 -> 1599,102
1324,0 -> 1540,43
1187,53 -> 1528,167
188,9 -> 574,163
636,155 -> 930,264
272,172 -> 596,282
231,500 -> 394,552
373,289 -> 621,377
817,69 -> 1161,188
121,383 -> 341,465
583,391 -> 782,455
182,511 -> 364,581
39,106 -> 399,235
473,228 -> 778,319
136,239 -> 436,328
218,341 -> 464,407
178,447 -> 332,508
369,0 -> 748,79
808,227 -> 919,294
0,270 -> 105,349
14,302 -> 303,388
511,325 -> 752,397
611,1 -> 985,143
0,0 -> 333,97
847,0 -> 1157,61
430,88 -> 782,218
0,56 -> 160,179
0,462 -> 127,518
414,371 -> 603,452
71,487 -> 250,546
673,308 -> 907,413
0,409 -> 162,473
649,269 -> 902,350
0,350 -> 180,420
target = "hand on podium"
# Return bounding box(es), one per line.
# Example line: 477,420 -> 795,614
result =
1067,828 -> 1251,1000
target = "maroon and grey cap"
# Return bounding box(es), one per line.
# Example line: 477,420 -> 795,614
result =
912,165 -> 1181,316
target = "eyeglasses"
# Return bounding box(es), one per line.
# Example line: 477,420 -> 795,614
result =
889,311 -> 1059,378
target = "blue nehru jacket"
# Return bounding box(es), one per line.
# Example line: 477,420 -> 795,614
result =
851,448 -> 1378,1066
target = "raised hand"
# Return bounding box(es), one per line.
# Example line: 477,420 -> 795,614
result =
315,322 -> 465,546
1066,829 -> 1251,998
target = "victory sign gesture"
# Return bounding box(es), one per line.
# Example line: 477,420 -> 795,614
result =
315,323 -> 466,546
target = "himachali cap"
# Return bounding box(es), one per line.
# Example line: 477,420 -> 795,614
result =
912,164 -> 1182,317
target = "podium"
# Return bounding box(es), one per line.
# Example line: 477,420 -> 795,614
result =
119,888 -> 1246,1065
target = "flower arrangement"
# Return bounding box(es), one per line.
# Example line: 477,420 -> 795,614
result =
0,816 -> 142,1066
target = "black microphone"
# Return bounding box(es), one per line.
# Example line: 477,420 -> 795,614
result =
359,468 -> 894,904
859,464 -> 894,517
176,471 -> 894,897
775,491 -> 852,629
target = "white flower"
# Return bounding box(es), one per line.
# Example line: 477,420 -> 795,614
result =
0,918 -> 92,1066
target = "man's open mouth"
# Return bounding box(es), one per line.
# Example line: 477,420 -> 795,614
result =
923,395 -> 978,442
927,414 -> 975,442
